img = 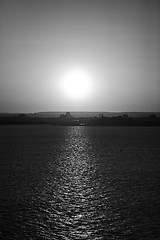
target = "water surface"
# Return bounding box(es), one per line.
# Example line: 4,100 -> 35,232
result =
0,125 -> 160,239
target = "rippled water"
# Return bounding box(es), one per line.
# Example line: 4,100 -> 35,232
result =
0,125 -> 160,239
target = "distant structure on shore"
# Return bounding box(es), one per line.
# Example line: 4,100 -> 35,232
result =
60,112 -> 72,119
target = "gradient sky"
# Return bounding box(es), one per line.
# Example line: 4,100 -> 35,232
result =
0,0 -> 160,112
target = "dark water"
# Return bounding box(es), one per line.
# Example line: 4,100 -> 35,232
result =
0,125 -> 160,239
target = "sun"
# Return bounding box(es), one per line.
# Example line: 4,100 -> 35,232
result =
61,68 -> 91,100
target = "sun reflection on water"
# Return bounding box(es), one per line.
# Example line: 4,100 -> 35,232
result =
34,126 -> 131,240
52,126 -> 105,239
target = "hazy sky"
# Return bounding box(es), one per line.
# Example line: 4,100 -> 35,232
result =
0,0 -> 160,112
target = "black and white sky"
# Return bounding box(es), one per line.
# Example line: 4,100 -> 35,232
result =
0,0 -> 160,112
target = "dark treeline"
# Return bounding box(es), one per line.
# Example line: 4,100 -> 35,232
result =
0,113 -> 160,126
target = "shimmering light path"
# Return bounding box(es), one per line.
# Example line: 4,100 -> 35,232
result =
39,127 -> 112,239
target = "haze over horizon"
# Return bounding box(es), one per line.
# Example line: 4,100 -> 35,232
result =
0,0 -> 160,113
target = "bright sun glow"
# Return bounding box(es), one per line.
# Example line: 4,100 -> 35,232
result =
61,68 -> 91,100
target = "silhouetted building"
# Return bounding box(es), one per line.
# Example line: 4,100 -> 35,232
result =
123,114 -> 128,119
148,114 -> 157,119
66,112 -> 72,118
19,114 -> 27,118
60,112 -> 72,119
99,113 -> 104,118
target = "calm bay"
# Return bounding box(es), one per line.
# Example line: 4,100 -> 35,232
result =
0,125 -> 160,239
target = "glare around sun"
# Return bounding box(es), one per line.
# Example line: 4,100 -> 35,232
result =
61,68 -> 91,100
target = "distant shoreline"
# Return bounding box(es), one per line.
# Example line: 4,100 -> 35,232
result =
0,111 -> 160,118
0,112 -> 160,126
